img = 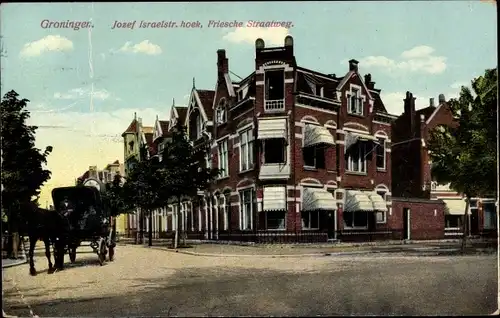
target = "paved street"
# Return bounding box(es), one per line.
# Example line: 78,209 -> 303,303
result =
2,243 -> 497,317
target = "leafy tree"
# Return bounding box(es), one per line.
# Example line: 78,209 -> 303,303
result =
122,156 -> 170,246
160,122 -> 220,248
428,68 -> 497,249
1,90 -> 52,256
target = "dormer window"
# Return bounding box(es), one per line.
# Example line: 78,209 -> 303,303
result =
316,85 -> 324,97
216,99 -> 227,125
348,88 -> 363,116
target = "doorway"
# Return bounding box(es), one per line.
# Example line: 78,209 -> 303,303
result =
403,208 -> 411,240
326,210 -> 336,240
470,209 -> 479,235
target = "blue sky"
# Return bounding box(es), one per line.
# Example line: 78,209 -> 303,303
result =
0,1 -> 497,205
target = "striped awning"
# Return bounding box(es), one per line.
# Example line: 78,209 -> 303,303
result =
262,186 -> 286,211
367,192 -> 388,212
303,124 -> 335,147
257,118 -> 287,140
302,187 -> 336,211
345,131 -> 379,150
344,190 -> 374,212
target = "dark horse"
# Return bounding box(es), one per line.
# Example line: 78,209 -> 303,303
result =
21,204 -> 69,276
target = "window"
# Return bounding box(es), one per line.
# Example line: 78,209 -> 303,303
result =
316,85 -> 324,97
301,210 -> 319,229
216,99 -> 227,124
376,138 -> 386,170
445,215 -> 463,229
239,189 -> 253,230
343,211 -> 369,229
197,115 -> 204,139
483,202 -> 497,230
128,141 -> 134,152
218,139 -> 228,177
345,141 -> 367,173
263,139 -> 286,164
376,190 -> 386,223
348,88 -> 363,115
265,70 -> 285,101
303,146 -> 325,169
238,90 -> 244,101
158,143 -> 165,162
205,152 -> 212,169
239,129 -> 254,171
266,211 -> 286,230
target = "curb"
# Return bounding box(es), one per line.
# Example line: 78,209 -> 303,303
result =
146,245 -> 376,258
1,241 -> 28,269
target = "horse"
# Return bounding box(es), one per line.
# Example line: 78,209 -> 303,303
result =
21,204 -> 68,276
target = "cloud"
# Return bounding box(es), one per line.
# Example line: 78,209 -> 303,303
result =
117,40 -> 162,55
28,106 -> 165,205
20,35 -> 73,58
351,45 -> 447,75
53,88 -> 119,101
450,81 -> 469,89
223,27 -> 290,46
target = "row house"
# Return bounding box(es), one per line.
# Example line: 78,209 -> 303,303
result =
75,161 -> 127,235
179,36 -> 397,242
391,93 -> 497,239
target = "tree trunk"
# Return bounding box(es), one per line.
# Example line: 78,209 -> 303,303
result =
148,209 -> 153,247
461,198 -> 471,252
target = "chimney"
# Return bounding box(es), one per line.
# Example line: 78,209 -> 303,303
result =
364,73 -> 375,89
438,94 -> 446,104
349,59 -> 359,72
404,91 -> 417,134
217,49 -> 229,75
429,98 -> 435,108
284,35 -> 294,55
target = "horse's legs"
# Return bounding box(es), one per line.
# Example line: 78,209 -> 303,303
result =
53,238 -> 65,271
44,237 -> 54,274
28,235 -> 37,276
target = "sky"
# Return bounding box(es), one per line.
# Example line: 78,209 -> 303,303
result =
0,1 -> 497,207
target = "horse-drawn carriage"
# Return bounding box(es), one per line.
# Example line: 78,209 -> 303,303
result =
52,185 -> 115,265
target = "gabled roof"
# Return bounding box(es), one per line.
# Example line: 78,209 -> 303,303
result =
196,90 -> 215,120
159,120 -> 169,136
175,106 -> 188,125
121,119 -> 138,137
336,70 -> 374,100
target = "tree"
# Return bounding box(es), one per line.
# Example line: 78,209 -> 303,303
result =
160,122 -> 220,249
428,68 -> 497,250
122,156 -> 169,246
1,90 -> 52,257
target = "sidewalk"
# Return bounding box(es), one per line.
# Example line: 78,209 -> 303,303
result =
119,239 -> 497,258
1,242 -> 27,269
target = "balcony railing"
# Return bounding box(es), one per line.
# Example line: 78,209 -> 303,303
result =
265,99 -> 285,112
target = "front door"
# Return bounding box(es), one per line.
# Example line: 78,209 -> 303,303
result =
327,211 -> 336,240
403,208 -> 410,240
470,209 -> 479,235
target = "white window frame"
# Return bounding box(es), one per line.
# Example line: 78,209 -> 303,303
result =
348,88 -> 363,115
376,138 -> 386,171
346,142 -> 367,173
218,138 -> 229,178
216,99 -> 227,125
301,210 -> 320,230
375,190 -> 387,224
264,68 -> 286,112
239,128 -> 254,172
239,189 -> 253,230
196,114 -> 203,139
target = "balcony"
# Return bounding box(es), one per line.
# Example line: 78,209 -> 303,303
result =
264,99 -> 285,112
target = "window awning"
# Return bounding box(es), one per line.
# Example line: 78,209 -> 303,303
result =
262,186 -> 286,211
303,125 -> 335,147
257,118 -> 287,140
443,199 -> 469,215
344,190 -> 374,212
345,131 -> 379,150
367,192 -> 388,212
302,187 -> 336,211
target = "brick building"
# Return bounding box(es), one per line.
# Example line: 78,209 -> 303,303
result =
173,36 -> 399,243
391,92 -> 497,239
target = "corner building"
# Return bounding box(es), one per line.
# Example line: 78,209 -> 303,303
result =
182,36 -> 397,243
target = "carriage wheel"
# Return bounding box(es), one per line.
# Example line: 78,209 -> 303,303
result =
69,247 -> 77,263
98,239 -> 107,266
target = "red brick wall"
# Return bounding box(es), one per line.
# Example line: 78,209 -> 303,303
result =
391,199 -> 445,240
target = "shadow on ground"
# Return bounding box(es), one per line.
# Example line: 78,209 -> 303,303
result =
14,257 -> 498,317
